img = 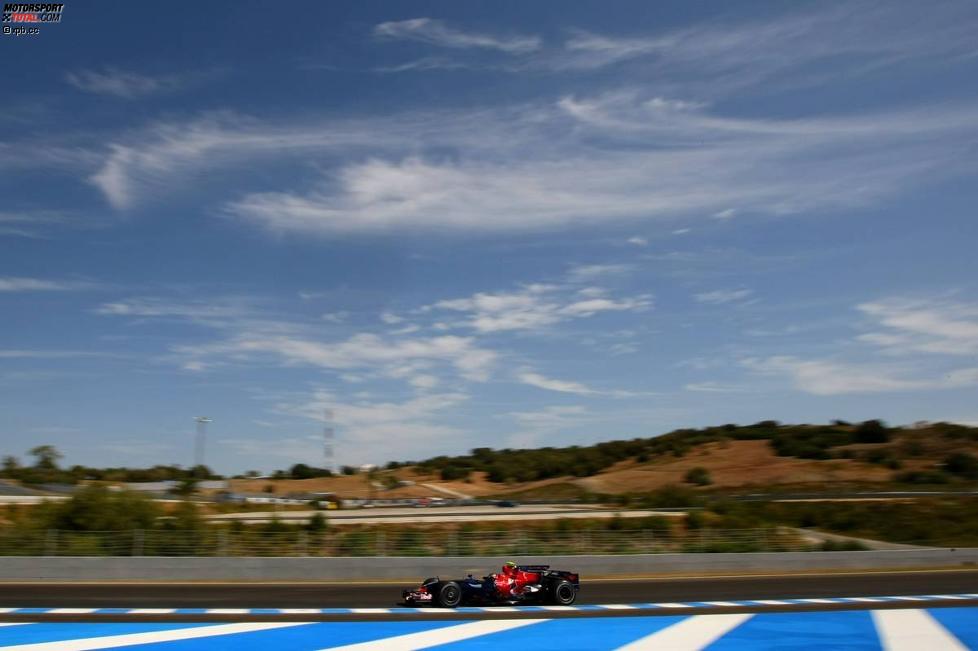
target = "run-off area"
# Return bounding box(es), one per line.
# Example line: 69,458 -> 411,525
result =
0,607 -> 976,650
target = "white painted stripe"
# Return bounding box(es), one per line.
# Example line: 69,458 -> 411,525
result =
653,602 -> 694,608
316,618 -> 547,650
600,604 -> 638,610
751,600 -> 789,606
614,613 -> 754,650
845,597 -> 882,603
702,601 -> 738,607
886,596 -> 924,602
128,608 -> 175,614
0,622 -> 312,650
872,609 -> 968,651
349,608 -> 391,614
278,608 -> 322,614
46,608 -> 97,615
476,606 -> 520,612
537,605 -> 578,611
928,594 -> 968,600
0,623 -> 34,628
205,608 -> 250,615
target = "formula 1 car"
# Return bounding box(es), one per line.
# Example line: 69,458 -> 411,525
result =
402,563 -> 580,608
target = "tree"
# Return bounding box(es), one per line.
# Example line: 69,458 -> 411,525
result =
684,467 -> 712,486
306,512 -> 328,532
29,445 -> 62,471
854,420 -> 890,444
162,500 -> 203,530
290,463 -> 315,480
38,485 -> 161,531
944,452 -> 978,480
170,478 -> 198,498
1,455 -> 20,478
189,464 -> 215,480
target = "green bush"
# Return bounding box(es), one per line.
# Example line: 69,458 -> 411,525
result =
944,453 -> 978,479
36,486 -> 161,531
684,467 -> 712,486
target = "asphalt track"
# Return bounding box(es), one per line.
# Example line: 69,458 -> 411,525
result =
1,569 -> 975,611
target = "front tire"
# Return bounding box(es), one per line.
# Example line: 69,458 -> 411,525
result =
437,581 -> 463,608
551,580 -> 576,605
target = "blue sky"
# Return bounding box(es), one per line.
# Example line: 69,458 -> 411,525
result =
2,0 -> 978,474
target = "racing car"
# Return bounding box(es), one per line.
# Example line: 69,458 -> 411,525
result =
402,561 -> 580,608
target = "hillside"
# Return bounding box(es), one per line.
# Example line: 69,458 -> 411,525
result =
241,420 -> 978,500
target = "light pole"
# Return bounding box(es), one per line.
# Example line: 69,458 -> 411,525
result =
193,416 -> 212,473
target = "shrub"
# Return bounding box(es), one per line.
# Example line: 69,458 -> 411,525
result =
894,470 -> 950,484
684,467 -> 712,486
944,452 -> 978,480
819,539 -> 868,551
854,419 -> 890,444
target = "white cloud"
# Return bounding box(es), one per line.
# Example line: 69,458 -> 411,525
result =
0,210 -> 77,239
65,67 -> 186,99
373,57 -> 473,73
694,288 -> 754,304
88,112 -> 391,210
516,368 -> 638,398
503,405 -> 589,448
684,382 -> 746,393
94,297 -> 252,324
566,263 -> 634,282
96,294 -> 497,385
554,4 -> 977,86
508,405 -> 588,430
177,333 -> 497,382
218,436 -> 326,465
626,236 -> 648,246
409,374 -> 440,390
672,228 -> 691,235
712,208 -> 736,220
429,284 -> 651,333
0,277 -> 94,292
857,298 -> 978,356
225,95 -> 978,235
75,68 -> 978,234
0,349 -> 111,359
742,356 -> 978,396
272,389 -> 469,463
373,18 -> 541,54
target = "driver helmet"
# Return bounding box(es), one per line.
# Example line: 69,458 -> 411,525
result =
503,560 -> 518,574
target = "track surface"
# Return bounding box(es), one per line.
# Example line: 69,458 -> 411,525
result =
1,570 -> 975,609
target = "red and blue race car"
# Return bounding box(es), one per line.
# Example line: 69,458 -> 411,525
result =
402,562 -> 580,608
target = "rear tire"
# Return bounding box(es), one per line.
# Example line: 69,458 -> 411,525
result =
551,580 -> 576,605
437,581 -> 463,608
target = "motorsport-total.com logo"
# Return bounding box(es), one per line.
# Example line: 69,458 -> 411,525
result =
2,3 -> 65,36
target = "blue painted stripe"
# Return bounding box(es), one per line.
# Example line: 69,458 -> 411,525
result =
705,610 -> 883,651
926,607 -> 978,649
0,609 -> 976,650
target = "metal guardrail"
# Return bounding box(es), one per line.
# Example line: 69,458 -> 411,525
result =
0,528 -> 819,557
